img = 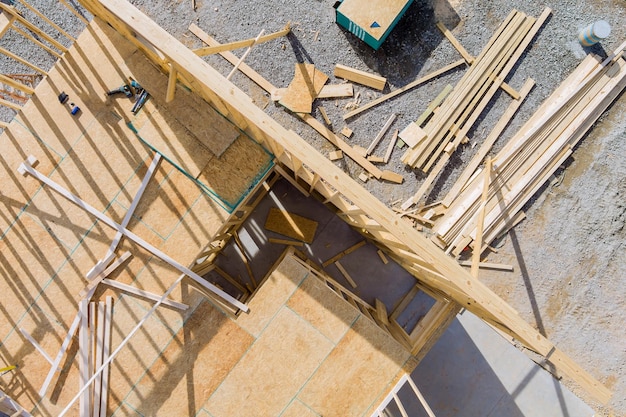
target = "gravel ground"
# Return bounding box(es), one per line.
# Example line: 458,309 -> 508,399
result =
1,0 -> 624,415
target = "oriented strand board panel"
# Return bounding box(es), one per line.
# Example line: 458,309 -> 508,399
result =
298,315 -> 410,416
205,307 -> 335,417
264,207 -> 319,243
279,63 -> 329,113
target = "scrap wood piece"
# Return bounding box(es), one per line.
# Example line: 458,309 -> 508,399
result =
334,260 -> 357,288
343,59 -> 466,119
264,207 -> 318,243
340,126 -> 353,138
375,298 -> 389,325
101,279 -> 189,310
317,83 -> 354,98
328,150 -> 343,161
193,23 -> 290,56
458,260 -> 513,271
377,249 -> 389,264
279,63 -> 329,113
318,105 -> 332,125
366,113 -> 397,155
437,21 -> 474,64
322,240 -> 367,267
399,122 -> 427,148
334,63 -> 386,90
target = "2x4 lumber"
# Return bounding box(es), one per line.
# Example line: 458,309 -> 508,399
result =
383,129 -> 398,163
437,21 -> 474,64
334,64 -> 386,90
343,59 -> 466,120
0,73 -> 34,95
458,260 -> 513,271
322,240 -> 366,267
78,299 -> 90,417
334,260 -> 357,288
166,63 -> 177,103
101,279 -> 189,310
366,113 -> 396,155
377,249 -> 389,264
39,312 -> 81,397
227,29 -> 265,80
317,83 -> 354,98
87,0 -> 610,402
0,10 -> 15,38
374,299 -> 389,325
268,237 -> 304,246
318,105 -> 331,125
59,0 -> 90,24
92,302 -> 105,417
0,3 -> 67,52
0,97 -> 21,111
471,157 -> 492,278
14,0 -> 75,41
274,164 -> 310,197
214,265 -> 249,295
0,46 -> 48,75
188,23 -> 276,94
193,24 -> 290,56
442,78 -> 535,208
98,297 -> 113,417
19,157 -> 248,312
10,26 -> 62,58
58,274 -> 186,417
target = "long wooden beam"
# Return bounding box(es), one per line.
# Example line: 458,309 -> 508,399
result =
74,0 -> 611,403
193,24 -> 290,56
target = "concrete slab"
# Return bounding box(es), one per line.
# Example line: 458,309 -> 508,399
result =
405,311 -> 594,417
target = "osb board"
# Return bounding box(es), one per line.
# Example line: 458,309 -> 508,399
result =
297,315 -> 410,417
124,49 -> 240,158
130,98 -> 214,179
195,134 -> 273,209
235,254 -> 309,338
264,207 -> 319,243
279,63 -> 329,113
123,301 -> 254,416
337,0 -> 412,39
287,272 -> 359,344
281,399 -> 322,417
0,18 -> 236,417
205,307 -> 335,417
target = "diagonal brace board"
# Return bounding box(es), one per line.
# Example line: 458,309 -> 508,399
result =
18,156 -> 248,312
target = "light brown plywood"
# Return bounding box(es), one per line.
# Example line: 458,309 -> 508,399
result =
264,207 -> 318,243
279,63 -> 329,113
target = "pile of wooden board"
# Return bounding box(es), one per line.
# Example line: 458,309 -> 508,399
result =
400,9 -> 549,175
432,45 -> 626,256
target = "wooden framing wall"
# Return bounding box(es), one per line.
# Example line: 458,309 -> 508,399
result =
75,0 -> 611,403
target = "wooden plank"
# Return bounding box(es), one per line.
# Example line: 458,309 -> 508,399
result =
0,3 -> 67,52
437,21 -> 474,64
415,84 -> 453,126
0,46 -> 47,75
92,302 -> 105,417
78,299 -> 90,417
366,113 -> 396,155
377,249 -> 389,264
20,158 -> 248,312
19,328 -> 55,366
193,24 -> 290,56
59,0 -> 89,24
442,78 -> 535,207
233,231 -> 257,287
471,157 -> 492,278
99,297 -> 113,417
322,240 -> 367,267
334,64 -> 386,90
166,63 -> 177,103
340,126 -> 353,138
343,59 -> 465,119
458,261 -> 513,271
318,105 -> 332,125
375,299 -> 389,325
0,96 -> 22,111
268,237 -> 304,246
317,83 -> 354,98
334,260 -> 357,288
15,0 -> 75,41
274,164 -> 311,197
101,279 -> 189,310
0,73 -> 34,95
264,207 -> 318,243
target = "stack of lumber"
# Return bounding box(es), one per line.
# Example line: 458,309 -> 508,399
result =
401,9 -> 549,173
432,46 -> 626,256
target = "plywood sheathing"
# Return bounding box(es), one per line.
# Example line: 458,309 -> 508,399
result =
0,18 -> 238,416
264,207 -> 319,243
279,63 -> 329,113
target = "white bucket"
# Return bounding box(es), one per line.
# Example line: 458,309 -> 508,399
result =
578,21 -> 611,46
